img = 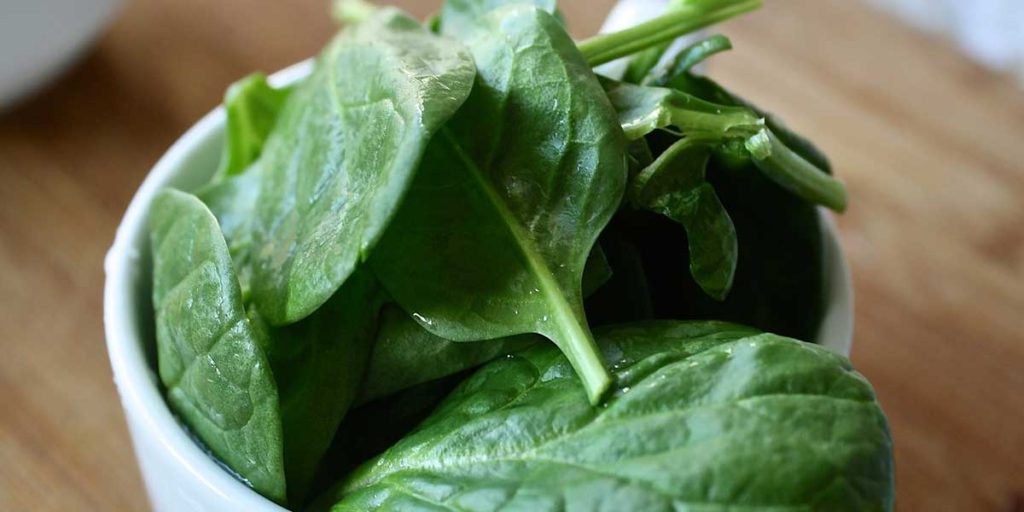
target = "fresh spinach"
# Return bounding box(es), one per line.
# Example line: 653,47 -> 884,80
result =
213,74 -> 294,181
438,0 -> 556,35
356,306 -> 536,405
630,136 -> 737,300
145,2 -> 894,508
327,321 -> 893,511
198,164 -> 263,298
248,8 -> 476,325
251,269 -> 386,504
149,189 -> 286,503
370,6 -> 627,404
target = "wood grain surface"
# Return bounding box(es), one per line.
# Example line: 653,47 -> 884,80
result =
0,0 -> 1021,510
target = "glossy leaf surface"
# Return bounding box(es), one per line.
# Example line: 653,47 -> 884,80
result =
249,10 -> 476,324
150,189 -> 286,503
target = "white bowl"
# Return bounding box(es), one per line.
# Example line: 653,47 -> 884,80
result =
103,21 -> 853,512
0,0 -> 120,108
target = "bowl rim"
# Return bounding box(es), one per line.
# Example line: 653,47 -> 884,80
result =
103,58 -> 852,510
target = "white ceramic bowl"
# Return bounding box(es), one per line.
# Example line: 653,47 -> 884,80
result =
0,0 -> 120,108
104,9 -> 852,511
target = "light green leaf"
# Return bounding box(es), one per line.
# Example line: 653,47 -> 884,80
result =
249,9 -> 476,325
149,189 -> 285,503
370,6 -> 628,403
330,322 -> 894,511
439,0 -> 557,35
214,74 -> 294,181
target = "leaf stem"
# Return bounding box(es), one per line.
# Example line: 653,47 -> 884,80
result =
747,129 -> 849,212
578,0 -> 762,67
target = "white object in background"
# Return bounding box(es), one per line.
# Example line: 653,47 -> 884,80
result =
595,0 -> 671,79
863,0 -> 1024,84
103,3 -> 853,511
0,0 -> 121,109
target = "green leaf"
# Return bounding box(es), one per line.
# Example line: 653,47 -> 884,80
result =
214,74 -> 294,181
356,306 -> 536,405
370,6 -> 627,404
328,321 -> 894,511
198,163 -> 263,299
249,9 -> 476,325
149,189 -> 285,503
631,137 -> 737,300
439,0 -> 557,35
603,79 -> 762,141
252,269 -> 386,504
611,157 -> 827,341
581,245 -> 613,298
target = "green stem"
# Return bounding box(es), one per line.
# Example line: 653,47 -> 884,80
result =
578,0 -> 762,66
747,129 -> 849,212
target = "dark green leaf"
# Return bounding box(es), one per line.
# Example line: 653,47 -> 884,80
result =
370,6 -> 627,403
584,233 -> 655,326
610,157 -> 827,341
631,137 -> 737,300
329,321 -> 893,511
149,189 -> 285,503
214,74 -> 294,181
356,306 -> 536,405
249,9 -> 476,325
251,269 -> 386,504
581,245 -> 613,298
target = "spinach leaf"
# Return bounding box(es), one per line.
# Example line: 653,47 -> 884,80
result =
356,306 -> 536,405
631,137 -> 737,300
251,269 -> 386,505
149,189 -> 286,503
307,370 -> 477,510
358,245 -> 609,406
198,163 -> 263,298
328,321 -> 893,511
249,9 -> 476,325
370,6 -> 627,403
611,157 -> 827,341
439,0 -> 557,35
213,74 -> 294,181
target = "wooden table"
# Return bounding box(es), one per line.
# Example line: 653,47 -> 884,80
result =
1,0 -> 1021,510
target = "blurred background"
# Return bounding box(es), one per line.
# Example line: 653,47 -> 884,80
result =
0,0 -> 1021,510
